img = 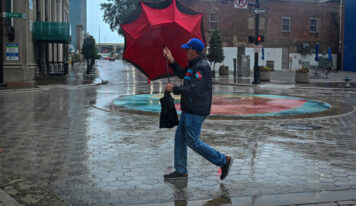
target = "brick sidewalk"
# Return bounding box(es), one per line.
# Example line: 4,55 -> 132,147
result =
0,60 -> 355,205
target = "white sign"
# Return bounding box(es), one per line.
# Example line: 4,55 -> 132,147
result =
234,0 -> 248,9
253,45 -> 263,53
254,9 -> 266,14
6,43 -> 19,61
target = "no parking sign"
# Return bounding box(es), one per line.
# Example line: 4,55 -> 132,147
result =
234,0 -> 248,9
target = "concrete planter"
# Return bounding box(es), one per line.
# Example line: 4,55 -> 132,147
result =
260,71 -> 271,81
295,72 -> 310,83
219,66 -> 229,75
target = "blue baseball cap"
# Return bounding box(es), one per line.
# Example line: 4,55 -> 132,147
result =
181,38 -> 205,52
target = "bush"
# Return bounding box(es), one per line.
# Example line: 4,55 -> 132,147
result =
259,66 -> 272,72
296,67 -> 309,73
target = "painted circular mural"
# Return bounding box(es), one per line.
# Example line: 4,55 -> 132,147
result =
113,93 -> 331,117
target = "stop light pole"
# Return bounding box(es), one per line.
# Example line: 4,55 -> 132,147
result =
252,0 -> 260,84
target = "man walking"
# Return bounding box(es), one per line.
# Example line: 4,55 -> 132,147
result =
163,38 -> 233,180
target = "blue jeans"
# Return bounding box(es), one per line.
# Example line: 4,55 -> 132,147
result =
174,112 -> 226,174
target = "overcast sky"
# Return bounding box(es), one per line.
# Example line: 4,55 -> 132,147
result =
87,0 -> 124,44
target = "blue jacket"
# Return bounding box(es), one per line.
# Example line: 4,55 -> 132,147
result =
169,55 -> 212,116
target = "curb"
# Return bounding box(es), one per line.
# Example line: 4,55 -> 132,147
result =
0,64 -> 109,93
213,81 -> 356,91
0,87 -> 42,94
0,77 -> 109,94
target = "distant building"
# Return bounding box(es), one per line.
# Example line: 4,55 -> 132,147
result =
0,0 -> 71,85
69,0 -> 87,53
181,0 -> 343,71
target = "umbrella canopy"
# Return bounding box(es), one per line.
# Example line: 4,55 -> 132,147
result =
315,43 -> 319,62
328,47 -> 332,61
121,0 -> 206,81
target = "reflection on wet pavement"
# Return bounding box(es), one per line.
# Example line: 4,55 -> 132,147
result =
0,60 -> 355,205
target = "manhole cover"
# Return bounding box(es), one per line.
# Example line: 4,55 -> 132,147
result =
281,123 -> 322,130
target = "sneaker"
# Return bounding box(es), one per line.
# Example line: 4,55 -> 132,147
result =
220,156 -> 233,180
164,171 -> 188,180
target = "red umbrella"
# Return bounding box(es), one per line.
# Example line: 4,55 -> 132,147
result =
121,0 -> 206,81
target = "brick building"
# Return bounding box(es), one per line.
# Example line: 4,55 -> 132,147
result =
181,0 -> 342,71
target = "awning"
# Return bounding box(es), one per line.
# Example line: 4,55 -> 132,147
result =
33,22 -> 71,43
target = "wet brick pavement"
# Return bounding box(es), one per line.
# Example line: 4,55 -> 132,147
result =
0,60 -> 356,205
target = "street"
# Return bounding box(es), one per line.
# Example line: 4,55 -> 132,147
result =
0,60 -> 356,206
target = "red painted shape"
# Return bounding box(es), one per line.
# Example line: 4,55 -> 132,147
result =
175,96 -> 306,116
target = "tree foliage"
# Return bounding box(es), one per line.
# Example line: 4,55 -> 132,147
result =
207,31 -> 225,71
101,0 -> 161,35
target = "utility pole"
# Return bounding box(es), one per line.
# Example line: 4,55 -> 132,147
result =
252,0 -> 260,84
0,0 -> 7,87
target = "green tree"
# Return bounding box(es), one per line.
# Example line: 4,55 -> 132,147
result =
101,0 -> 161,35
207,31 -> 225,77
82,34 -> 97,74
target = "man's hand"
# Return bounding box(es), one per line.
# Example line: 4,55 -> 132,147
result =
163,47 -> 175,64
165,83 -> 174,92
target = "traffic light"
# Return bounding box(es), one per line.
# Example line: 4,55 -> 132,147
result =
258,35 -> 264,43
248,35 -> 264,43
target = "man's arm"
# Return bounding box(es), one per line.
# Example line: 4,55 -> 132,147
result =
169,61 -> 186,79
163,47 -> 185,78
172,65 -> 207,95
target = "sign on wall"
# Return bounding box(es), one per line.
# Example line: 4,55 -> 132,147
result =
2,12 -> 27,19
6,44 -> 19,61
234,0 -> 248,9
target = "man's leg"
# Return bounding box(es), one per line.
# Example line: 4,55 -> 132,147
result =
184,113 -> 226,168
174,113 -> 188,174
164,113 -> 188,179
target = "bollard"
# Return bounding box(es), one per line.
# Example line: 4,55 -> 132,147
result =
344,76 -> 352,87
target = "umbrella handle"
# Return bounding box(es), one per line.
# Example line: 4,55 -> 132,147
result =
165,58 -> 171,83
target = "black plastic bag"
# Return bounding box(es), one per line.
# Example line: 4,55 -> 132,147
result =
159,91 -> 179,128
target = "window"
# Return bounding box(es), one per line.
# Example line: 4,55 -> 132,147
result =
209,11 -> 218,31
281,17 -> 290,32
310,18 -> 318,33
